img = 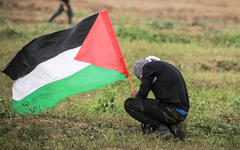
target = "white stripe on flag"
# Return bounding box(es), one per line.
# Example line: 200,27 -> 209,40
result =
13,46 -> 90,101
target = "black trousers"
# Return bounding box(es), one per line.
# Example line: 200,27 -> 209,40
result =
124,98 -> 186,130
48,3 -> 73,24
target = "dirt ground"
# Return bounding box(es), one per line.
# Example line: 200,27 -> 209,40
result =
0,0 -> 240,26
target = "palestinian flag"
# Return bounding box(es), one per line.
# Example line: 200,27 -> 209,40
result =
2,9 -> 129,114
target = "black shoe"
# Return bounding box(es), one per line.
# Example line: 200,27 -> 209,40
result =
141,123 -> 154,135
154,127 -> 174,140
170,121 -> 187,141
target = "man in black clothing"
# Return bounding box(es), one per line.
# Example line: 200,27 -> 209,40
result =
48,0 -> 73,24
124,57 -> 189,140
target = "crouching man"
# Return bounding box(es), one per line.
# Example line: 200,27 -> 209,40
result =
124,56 -> 190,140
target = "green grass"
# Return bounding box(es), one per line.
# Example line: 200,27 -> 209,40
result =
0,18 -> 240,149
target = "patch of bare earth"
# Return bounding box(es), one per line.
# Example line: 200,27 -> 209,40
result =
1,0 -> 240,24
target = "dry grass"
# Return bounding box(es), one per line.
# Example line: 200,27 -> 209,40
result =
0,1 -> 240,149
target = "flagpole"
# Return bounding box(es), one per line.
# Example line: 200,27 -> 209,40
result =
127,75 -> 135,91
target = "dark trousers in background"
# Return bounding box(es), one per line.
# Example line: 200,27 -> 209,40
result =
124,98 -> 186,133
48,3 -> 73,24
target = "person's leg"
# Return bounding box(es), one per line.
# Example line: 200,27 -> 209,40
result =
149,103 -> 187,140
124,98 -> 161,129
48,4 -> 64,23
65,2 -> 73,24
141,100 -> 186,125
125,98 -> 188,139
124,98 -> 172,137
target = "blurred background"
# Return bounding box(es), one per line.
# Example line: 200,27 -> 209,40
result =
1,0 -> 240,29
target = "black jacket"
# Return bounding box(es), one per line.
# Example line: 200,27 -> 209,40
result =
137,61 -> 189,110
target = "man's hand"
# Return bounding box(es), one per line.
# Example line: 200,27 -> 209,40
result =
131,90 -> 138,98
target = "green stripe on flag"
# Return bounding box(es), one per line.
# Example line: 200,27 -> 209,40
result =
12,65 -> 126,114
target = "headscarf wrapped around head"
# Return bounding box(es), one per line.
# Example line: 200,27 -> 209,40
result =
134,56 -> 161,79
134,59 -> 148,79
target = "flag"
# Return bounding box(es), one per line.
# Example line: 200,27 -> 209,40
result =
2,9 -> 129,114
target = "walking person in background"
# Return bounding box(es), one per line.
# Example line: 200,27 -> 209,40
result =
124,56 -> 190,140
48,0 -> 73,24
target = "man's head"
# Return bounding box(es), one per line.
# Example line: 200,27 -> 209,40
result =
134,59 -> 148,80
134,56 -> 161,80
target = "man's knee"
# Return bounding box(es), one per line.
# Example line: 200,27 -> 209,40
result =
124,98 -> 142,112
124,98 -> 134,110
125,98 -> 141,110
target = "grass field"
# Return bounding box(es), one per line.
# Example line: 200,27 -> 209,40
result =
1,0 -> 240,149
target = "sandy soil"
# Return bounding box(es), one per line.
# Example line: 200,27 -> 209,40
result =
0,0 -> 240,24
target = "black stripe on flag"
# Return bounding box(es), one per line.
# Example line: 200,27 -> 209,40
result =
2,13 -> 99,80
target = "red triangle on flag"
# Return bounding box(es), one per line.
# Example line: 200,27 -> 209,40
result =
74,9 -> 129,77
